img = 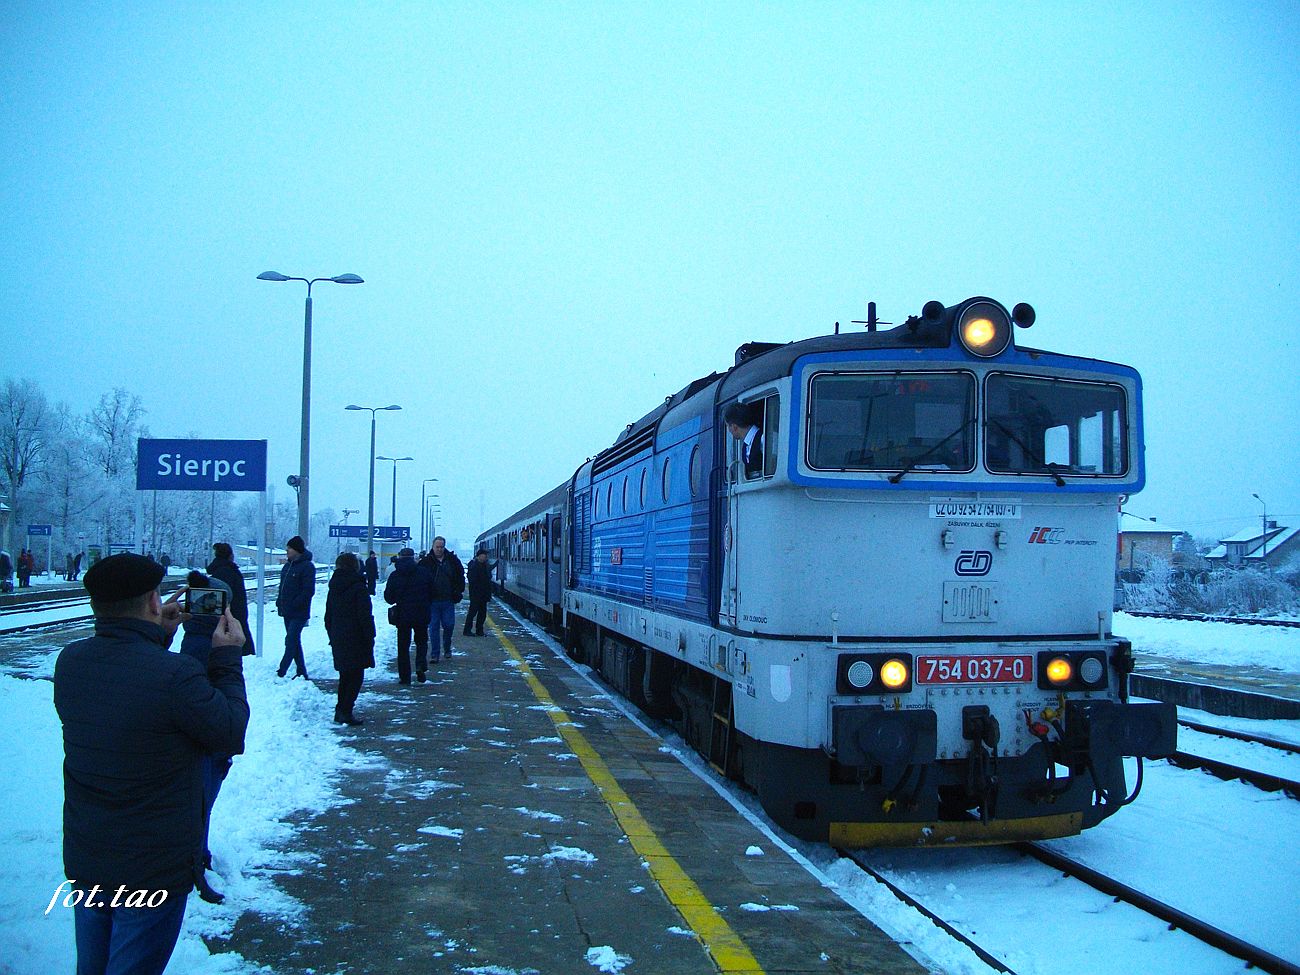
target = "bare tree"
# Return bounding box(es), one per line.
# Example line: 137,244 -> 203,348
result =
0,379 -> 51,551
87,388 -> 146,478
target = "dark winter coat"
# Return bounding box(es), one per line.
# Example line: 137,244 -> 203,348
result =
383,555 -> 436,627
421,552 -> 465,603
276,549 -> 316,620
207,554 -> 254,656
53,617 -> 249,894
364,555 -> 379,584
467,558 -> 495,601
324,566 -> 375,671
0,551 -> 11,579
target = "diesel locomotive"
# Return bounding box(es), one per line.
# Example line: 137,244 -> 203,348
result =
478,296 -> 1177,846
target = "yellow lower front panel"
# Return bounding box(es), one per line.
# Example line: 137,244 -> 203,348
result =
830,812 -> 1084,848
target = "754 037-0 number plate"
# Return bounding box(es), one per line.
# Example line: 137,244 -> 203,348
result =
917,654 -> 1033,685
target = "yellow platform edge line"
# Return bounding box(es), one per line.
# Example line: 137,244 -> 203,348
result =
488,615 -> 767,975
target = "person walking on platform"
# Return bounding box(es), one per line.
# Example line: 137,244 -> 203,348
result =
364,550 -> 379,596
18,548 -> 33,588
384,547 -> 435,683
325,552 -> 375,724
54,553 -> 248,975
72,551 -> 84,581
0,550 -> 12,593
275,536 -> 315,679
463,548 -> 495,637
207,542 -> 255,658
420,536 -> 464,663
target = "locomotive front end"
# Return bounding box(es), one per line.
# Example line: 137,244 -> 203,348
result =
732,297 -> 1177,845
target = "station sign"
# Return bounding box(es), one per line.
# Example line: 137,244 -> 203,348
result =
136,439 -> 268,492
26,524 -> 53,536
329,525 -> 410,540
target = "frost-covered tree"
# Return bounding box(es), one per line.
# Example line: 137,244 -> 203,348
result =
0,379 -> 51,550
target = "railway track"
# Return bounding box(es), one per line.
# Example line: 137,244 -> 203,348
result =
1124,610 -> 1300,629
842,842 -> 1300,975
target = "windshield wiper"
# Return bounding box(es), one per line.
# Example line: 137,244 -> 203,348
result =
990,420 -> 1067,486
888,421 -> 972,483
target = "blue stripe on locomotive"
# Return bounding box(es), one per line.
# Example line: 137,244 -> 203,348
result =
573,415 -> 711,621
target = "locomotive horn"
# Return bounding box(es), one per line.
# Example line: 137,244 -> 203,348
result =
1012,302 -> 1036,327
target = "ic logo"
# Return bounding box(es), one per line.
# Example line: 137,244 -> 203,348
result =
955,550 -> 993,576
1028,526 -> 1065,544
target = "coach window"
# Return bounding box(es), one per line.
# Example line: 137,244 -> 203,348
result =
662,456 -> 672,502
689,444 -> 701,497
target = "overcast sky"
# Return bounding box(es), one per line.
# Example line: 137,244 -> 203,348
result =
3,1 -> 1297,548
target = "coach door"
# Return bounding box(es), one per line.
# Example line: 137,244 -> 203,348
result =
547,514 -> 562,609
723,434 -> 741,629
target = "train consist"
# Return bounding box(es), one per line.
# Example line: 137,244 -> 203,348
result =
478,296 -> 1176,846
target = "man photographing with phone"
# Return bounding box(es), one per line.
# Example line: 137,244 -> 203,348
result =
54,553 -> 250,975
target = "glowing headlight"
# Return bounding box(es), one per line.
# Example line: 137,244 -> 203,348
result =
1079,656 -> 1105,685
957,301 -> 1011,357
1045,657 -> 1073,686
846,660 -> 875,689
880,659 -> 910,689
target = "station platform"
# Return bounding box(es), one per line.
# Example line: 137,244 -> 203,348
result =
222,610 -> 934,975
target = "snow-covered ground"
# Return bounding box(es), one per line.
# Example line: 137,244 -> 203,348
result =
1,600 -> 1297,974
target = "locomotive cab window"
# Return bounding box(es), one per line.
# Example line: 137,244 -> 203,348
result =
727,395 -> 779,482
807,372 -> 975,472
985,374 -> 1128,477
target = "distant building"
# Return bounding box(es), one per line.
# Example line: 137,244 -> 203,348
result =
1118,512 -> 1185,568
1204,521 -> 1300,569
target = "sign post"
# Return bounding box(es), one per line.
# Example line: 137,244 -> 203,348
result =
27,524 -> 53,583
137,439 -> 269,655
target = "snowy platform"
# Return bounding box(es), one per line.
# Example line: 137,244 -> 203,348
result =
220,614 -> 929,975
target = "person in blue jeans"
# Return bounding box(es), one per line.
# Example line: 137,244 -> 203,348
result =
420,536 -> 464,662
276,536 -> 316,679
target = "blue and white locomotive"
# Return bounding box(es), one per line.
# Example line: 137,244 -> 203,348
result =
479,296 -> 1176,846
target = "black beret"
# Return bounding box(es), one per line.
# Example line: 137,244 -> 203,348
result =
83,553 -> 166,603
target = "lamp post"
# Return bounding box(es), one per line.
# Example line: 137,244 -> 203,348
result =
344,405 -> 401,571
377,456 -> 414,534
427,501 -> 442,544
258,270 -> 364,541
1252,493 -> 1268,559
420,479 -> 438,550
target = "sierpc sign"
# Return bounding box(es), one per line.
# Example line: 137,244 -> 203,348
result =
136,439 -> 268,492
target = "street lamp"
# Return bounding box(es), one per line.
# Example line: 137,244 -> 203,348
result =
377,456 -> 414,532
258,270 -> 364,541
420,478 -> 438,550
344,405 -> 401,569
1252,493 -> 1268,559
427,500 -> 442,543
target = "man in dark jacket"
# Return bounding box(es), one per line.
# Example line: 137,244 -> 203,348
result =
275,535 -> 315,679
384,547 -> 435,683
363,550 -> 379,596
420,536 -> 464,663
463,549 -> 495,637
54,553 -> 248,975
207,541 -> 254,657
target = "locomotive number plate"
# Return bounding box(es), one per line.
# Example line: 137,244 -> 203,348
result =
917,654 -> 1033,685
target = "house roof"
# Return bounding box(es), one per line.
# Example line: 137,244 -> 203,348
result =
1119,512 -> 1183,535
1205,523 -> 1298,560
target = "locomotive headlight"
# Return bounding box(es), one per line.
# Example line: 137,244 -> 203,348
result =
1045,656 -> 1073,686
846,660 -> 875,689
1079,656 -> 1105,686
956,301 -> 1012,357
880,659 -> 909,690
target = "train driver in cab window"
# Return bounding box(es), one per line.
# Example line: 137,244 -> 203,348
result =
725,402 -> 763,480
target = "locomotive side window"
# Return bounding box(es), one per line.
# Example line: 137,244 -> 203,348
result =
661,456 -> 672,501
689,445 -> 701,497
985,375 -> 1128,476
807,372 -> 975,472
728,395 -> 780,481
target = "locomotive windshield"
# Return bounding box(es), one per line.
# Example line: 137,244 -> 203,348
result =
985,374 -> 1128,476
807,372 -> 975,472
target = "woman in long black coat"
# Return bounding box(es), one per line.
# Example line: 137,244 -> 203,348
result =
324,552 -> 375,726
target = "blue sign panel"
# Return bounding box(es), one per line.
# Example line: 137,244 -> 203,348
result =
27,524 -> 53,536
136,439 -> 268,492
329,525 -> 410,540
